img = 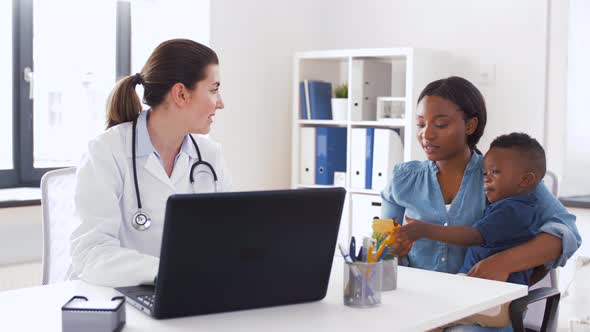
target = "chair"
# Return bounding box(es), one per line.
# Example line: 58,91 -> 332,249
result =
40,167 -> 79,285
509,171 -> 561,332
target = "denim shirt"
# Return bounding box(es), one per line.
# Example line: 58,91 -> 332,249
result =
461,193 -> 543,285
381,153 -> 582,273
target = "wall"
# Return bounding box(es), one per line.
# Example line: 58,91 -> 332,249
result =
0,206 -> 42,265
561,0 -> 590,197
545,0 -> 569,183
210,0 -> 549,191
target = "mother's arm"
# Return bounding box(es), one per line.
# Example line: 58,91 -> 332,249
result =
468,182 -> 582,281
381,187 -> 413,257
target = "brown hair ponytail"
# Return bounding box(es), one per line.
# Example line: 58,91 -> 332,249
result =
105,75 -> 143,128
105,38 -> 218,129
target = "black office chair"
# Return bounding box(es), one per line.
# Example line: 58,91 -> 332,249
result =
509,266 -> 560,332
509,171 -> 561,332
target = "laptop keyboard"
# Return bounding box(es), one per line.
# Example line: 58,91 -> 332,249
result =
136,294 -> 155,309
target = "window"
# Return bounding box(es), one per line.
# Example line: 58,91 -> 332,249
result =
1,1 -> 13,172
1,0 -> 125,188
2,0 -> 210,189
32,0 -> 118,169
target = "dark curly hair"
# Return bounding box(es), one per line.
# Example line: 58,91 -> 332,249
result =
489,132 -> 546,179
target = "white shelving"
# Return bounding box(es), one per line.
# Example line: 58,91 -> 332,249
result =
350,120 -> 406,128
291,47 -> 449,243
298,120 -> 348,127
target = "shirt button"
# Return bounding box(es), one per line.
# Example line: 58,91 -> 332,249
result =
443,222 -> 449,226
441,257 -> 446,262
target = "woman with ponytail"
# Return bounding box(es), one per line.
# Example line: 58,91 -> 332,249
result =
381,77 -> 580,331
71,39 -> 231,287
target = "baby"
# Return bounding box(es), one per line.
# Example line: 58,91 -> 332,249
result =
397,132 -> 547,328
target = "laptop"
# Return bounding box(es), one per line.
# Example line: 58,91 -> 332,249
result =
116,187 -> 346,319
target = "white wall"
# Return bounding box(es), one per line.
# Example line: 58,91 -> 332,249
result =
545,0 -> 569,185
561,0 -> 590,197
210,0 -> 550,191
0,206 -> 42,265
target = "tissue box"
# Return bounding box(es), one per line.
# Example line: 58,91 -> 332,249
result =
62,296 -> 126,332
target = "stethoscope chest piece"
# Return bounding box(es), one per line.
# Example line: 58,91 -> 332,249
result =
132,210 -> 151,231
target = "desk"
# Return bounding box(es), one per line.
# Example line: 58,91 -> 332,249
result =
0,260 -> 526,331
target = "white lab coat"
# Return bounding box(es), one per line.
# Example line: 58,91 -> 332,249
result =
70,117 -> 231,287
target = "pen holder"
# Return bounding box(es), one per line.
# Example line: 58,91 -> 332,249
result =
381,257 -> 398,291
343,261 -> 383,307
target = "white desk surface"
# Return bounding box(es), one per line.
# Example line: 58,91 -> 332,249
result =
0,260 -> 527,332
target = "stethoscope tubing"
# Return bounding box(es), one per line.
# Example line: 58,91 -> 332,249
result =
131,116 -> 218,230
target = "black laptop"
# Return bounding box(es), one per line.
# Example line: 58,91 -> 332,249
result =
116,188 -> 346,319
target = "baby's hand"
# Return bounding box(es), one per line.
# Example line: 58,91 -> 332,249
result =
397,216 -> 429,242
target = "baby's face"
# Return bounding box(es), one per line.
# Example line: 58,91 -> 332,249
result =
483,148 -> 527,203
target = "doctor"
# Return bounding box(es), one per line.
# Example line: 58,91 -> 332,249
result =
71,39 -> 231,287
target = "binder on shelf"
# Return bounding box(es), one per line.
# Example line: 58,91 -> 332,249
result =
350,128 -> 366,189
371,129 -> 404,191
365,128 -> 375,189
351,193 -> 383,242
315,127 -> 346,185
350,60 -> 392,121
308,80 -> 332,120
299,81 -> 308,120
299,127 -> 316,185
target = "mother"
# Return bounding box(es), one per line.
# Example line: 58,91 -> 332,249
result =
381,76 -> 581,331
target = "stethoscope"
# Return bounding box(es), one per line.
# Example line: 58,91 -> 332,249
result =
131,117 -> 218,231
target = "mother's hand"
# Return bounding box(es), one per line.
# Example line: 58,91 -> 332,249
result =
467,255 -> 510,282
391,238 -> 413,257
392,215 -> 419,257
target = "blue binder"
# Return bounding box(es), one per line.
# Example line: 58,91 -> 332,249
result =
315,127 -> 347,185
365,128 -> 374,189
308,81 -> 332,120
299,81 -> 308,119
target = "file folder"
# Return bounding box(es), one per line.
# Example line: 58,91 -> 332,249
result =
350,60 -> 392,121
299,81 -> 308,119
351,194 -> 383,242
315,127 -> 347,185
350,128 -> 366,189
308,81 -> 332,120
299,127 -> 316,184
371,129 -> 404,191
365,128 -> 375,189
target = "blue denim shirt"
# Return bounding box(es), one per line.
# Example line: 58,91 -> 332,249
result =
381,152 -> 581,273
460,192 -> 544,285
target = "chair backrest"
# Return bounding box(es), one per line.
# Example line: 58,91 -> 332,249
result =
543,170 -> 559,198
523,170 -> 560,331
40,167 -> 79,285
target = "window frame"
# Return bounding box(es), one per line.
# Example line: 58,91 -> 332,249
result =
1,0 -> 130,189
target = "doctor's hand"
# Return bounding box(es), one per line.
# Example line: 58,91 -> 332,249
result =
467,255 -> 510,282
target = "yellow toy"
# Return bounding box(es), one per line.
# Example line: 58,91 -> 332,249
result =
371,218 -> 400,260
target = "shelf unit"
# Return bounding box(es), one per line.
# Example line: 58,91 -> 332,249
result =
291,47 -> 449,244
